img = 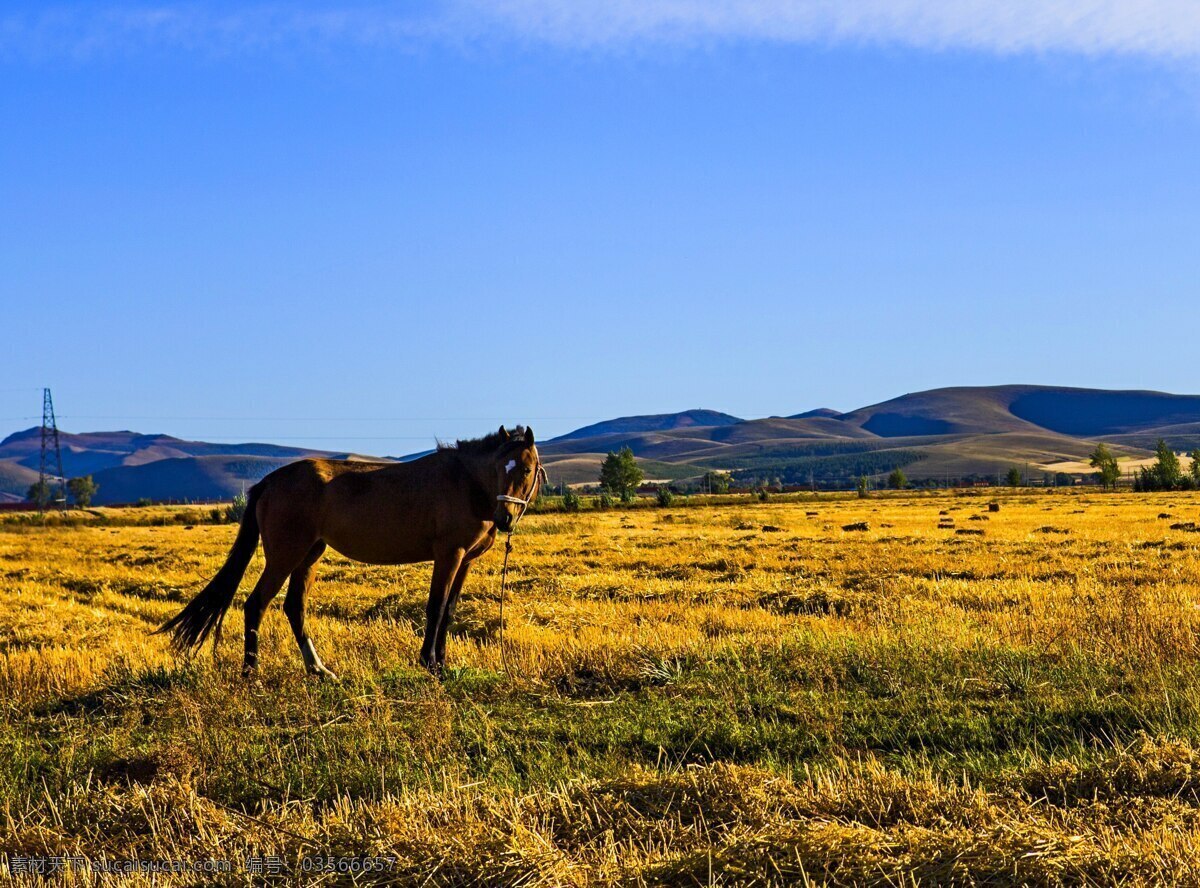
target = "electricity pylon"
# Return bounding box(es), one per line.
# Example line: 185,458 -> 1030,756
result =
38,388 -> 67,512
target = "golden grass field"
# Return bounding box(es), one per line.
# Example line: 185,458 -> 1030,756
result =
5,491 -> 1200,885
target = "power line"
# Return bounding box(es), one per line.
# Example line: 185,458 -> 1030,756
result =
49,414 -> 599,422
145,436 -> 449,442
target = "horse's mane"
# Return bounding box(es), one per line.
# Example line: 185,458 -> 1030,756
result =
439,426 -> 528,455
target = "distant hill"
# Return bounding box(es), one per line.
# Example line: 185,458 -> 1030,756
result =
551,409 -> 742,442
538,386 -> 1200,487
89,455 -> 327,504
838,386 -> 1200,438
6,385 -> 1200,502
0,428 -> 357,503
788,408 -> 843,419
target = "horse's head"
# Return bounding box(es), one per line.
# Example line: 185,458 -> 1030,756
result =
493,425 -> 542,533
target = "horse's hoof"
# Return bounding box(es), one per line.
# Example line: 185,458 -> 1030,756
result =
422,660 -> 444,680
307,666 -> 339,682
242,664 -> 257,679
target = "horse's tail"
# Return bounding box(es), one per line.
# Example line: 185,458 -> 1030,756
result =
157,483 -> 264,653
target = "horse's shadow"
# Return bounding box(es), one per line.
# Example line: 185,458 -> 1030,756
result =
35,663 -> 201,718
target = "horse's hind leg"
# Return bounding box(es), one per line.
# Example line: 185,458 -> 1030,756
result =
242,563 -> 290,676
284,541 -> 336,680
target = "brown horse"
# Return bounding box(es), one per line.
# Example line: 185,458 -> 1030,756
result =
158,425 -> 542,679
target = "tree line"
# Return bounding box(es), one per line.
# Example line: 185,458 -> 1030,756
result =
26,475 -> 98,509
1089,441 -> 1200,492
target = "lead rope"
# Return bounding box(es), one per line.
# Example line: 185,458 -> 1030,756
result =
496,462 -> 546,679
498,531 -> 515,677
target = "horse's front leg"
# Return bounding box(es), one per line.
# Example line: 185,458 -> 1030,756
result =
421,548 -> 465,678
433,559 -> 473,669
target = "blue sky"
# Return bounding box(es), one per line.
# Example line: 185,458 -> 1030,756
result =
2,2 -> 1198,453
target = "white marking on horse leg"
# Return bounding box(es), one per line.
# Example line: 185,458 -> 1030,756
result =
300,637 -> 337,680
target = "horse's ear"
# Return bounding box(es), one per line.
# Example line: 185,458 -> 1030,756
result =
525,426 -> 535,445
498,425 -> 509,441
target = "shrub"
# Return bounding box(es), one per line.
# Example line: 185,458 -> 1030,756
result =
596,491 -> 614,510
619,488 -> 637,505
655,486 -> 675,507
561,488 -> 582,512
225,492 -> 248,524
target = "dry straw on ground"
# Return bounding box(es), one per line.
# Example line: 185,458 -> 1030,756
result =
4,491 -> 1200,884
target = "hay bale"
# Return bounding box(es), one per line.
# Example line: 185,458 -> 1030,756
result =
842,521 -> 869,532
988,503 -> 1001,512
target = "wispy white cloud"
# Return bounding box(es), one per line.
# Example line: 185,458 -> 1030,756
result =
3,1 -> 1199,60
472,0 -> 1200,56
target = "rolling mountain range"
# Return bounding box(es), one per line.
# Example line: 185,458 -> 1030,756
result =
0,429 -> 363,504
537,386 -> 1200,485
4,385 -> 1200,503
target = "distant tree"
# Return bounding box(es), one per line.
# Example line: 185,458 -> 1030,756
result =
887,468 -> 907,490
856,476 -> 869,499
599,447 -> 644,499
1151,439 -> 1183,490
26,479 -> 51,508
1191,449 -> 1200,487
1006,466 -> 1023,488
703,471 -> 731,495
1055,473 -> 1075,488
655,486 -> 674,507
1089,443 -> 1121,491
66,475 -> 98,508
